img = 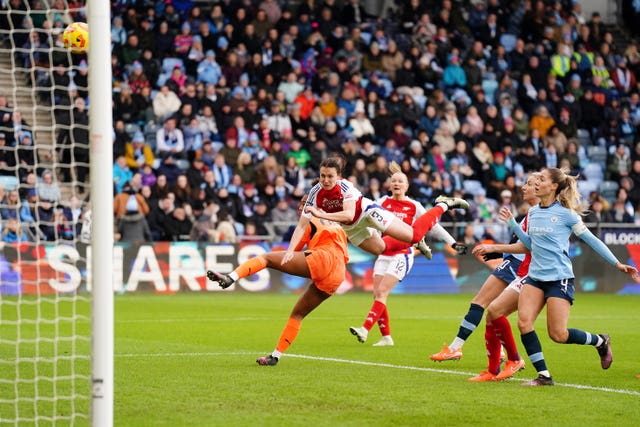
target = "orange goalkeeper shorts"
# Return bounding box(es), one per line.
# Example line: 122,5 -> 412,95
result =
305,248 -> 345,295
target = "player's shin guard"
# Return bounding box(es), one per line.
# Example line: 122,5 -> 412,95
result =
411,205 -> 445,243
521,330 -> 549,374
485,324 -> 502,374
233,256 -> 268,280
492,315 -> 520,360
275,317 -> 301,354
363,300 -> 386,331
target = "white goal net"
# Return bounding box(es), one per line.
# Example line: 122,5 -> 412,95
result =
0,1 -> 92,425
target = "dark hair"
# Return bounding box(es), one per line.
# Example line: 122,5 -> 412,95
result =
320,156 -> 344,175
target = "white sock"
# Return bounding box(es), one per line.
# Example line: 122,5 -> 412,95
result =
437,202 -> 449,212
450,337 -> 465,350
229,271 -> 239,281
538,370 -> 551,378
271,349 -> 282,359
595,335 -> 604,347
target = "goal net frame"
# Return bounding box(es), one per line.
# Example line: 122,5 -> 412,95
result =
0,1 -> 113,425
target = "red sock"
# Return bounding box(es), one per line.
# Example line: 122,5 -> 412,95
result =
275,317 -> 301,354
382,235 -> 411,253
492,315 -> 520,361
411,205 -> 444,243
377,306 -> 391,336
485,323 -> 502,375
363,300 -> 386,331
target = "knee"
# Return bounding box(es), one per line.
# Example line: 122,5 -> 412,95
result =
548,328 -> 568,344
517,317 -> 532,334
486,305 -> 498,322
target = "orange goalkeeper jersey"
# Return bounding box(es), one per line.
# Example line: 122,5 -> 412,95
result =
295,217 -> 349,264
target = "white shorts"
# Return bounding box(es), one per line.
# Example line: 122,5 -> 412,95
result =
506,275 -> 526,294
343,198 -> 398,246
373,252 -> 414,281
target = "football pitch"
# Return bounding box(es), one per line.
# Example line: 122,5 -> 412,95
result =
113,292 -> 640,426
2,292 -> 640,425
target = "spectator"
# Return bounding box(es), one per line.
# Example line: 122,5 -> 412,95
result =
2,217 -> 28,243
529,105 -> 555,138
37,169 -> 61,203
114,183 -> 150,220
153,85 -> 182,122
125,131 -> 155,171
156,116 -> 185,159
271,198 -> 298,236
607,143 -> 632,182
146,193 -> 175,241
610,198 -> 634,223
381,39 -> 404,82
164,205 -> 194,241
172,174 -> 194,208
116,195 -> 152,243
113,155 -> 133,195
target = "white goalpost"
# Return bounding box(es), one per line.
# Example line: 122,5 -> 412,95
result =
0,0 -> 113,425
87,0 -> 114,425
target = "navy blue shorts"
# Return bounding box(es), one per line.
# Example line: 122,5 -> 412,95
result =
523,276 -> 575,305
491,256 -> 522,285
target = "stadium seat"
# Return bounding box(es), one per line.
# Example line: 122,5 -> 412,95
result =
125,123 -> 141,138
587,145 -> 607,166
0,175 -> 19,190
175,159 -> 190,170
161,57 -> 184,74
577,128 -> 592,147
582,163 -> 604,183
462,179 -> 484,197
599,180 -> 619,203
499,33 -> 517,52
481,79 -> 498,105
578,180 -> 600,201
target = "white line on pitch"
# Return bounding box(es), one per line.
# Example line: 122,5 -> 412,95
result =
115,351 -> 640,396
116,315 -> 640,323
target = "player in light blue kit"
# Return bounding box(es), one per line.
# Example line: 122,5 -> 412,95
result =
495,168 -> 639,385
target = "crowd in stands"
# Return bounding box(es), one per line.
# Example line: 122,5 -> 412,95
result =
3,0 -> 640,244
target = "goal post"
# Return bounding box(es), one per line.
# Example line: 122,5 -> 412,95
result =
0,0 -> 113,425
87,0 -> 114,425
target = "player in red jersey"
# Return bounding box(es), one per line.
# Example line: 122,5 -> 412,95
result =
349,170 -> 465,346
283,157 -> 469,267
207,189 -> 349,366
467,172 -> 541,381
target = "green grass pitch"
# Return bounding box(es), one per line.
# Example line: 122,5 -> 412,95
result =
114,292 -> 640,426
2,292 -> 640,426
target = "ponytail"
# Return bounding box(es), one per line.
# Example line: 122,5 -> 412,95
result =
546,167 -> 583,214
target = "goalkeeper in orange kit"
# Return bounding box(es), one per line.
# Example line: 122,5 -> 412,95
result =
207,185 -> 349,366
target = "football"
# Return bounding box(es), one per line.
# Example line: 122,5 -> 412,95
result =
63,22 -> 89,54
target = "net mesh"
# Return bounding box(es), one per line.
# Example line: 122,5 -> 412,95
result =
0,1 -> 91,424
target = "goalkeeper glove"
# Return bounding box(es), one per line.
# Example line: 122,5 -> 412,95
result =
451,243 -> 468,255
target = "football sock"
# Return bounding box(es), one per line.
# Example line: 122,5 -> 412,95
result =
521,330 -> 549,375
485,323 -> 502,375
492,315 -> 520,360
450,303 -> 484,350
381,235 -> 411,253
411,205 -> 445,243
275,317 -> 301,354
231,256 -> 267,281
378,306 -> 391,336
363,300 -> 386,331
566,328 -> 601,346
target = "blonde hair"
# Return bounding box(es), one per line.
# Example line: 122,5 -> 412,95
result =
545,167 -> 583,213
389,160 -> 402,174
